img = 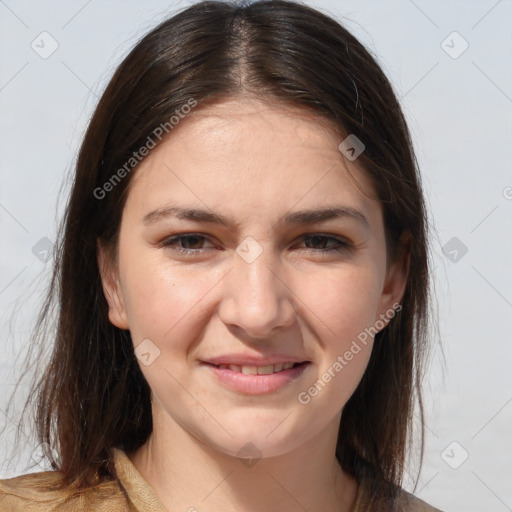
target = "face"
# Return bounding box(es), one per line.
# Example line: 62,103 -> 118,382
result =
98,97 -> 408,459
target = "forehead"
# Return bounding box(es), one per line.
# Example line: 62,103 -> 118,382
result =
125,97 -> 380,227
163,97 -> 348,163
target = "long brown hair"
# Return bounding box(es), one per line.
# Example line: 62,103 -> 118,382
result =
5,0 -> 436,507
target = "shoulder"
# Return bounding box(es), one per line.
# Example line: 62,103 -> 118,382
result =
354,478 -> 444,512
0,470 -> 130,512
397,489 -> 444,512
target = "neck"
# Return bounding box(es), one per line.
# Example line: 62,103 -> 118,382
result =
128,403 -> 359,512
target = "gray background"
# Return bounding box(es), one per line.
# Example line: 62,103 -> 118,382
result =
1,1 -> 511,511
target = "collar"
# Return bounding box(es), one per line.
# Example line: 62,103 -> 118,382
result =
113,448 -> 168,512
112,447 -> 365,512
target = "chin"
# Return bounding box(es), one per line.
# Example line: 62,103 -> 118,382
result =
193,419 -> 316,461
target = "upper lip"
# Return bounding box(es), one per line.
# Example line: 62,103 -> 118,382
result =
203,354 -> 310,367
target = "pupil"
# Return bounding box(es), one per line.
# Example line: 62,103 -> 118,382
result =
183,236 -> 201,249
308,235 -> 325,249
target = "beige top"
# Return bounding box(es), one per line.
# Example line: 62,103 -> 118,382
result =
0,448 -> 442,511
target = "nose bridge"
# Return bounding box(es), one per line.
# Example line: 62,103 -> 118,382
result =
219,237 -> 295,337
237,241 -> 279,304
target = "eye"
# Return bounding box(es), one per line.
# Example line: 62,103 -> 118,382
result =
160,234 -> 215,255
299,234 -> 352,254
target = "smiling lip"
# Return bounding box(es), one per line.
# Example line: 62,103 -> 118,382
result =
203,354 -> 309,367
201,360 -> 311,395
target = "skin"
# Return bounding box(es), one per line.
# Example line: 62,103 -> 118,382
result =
98,97 -> 410,512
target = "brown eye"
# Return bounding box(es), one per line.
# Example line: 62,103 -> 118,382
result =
161,234 -> 214,255
301,234 -> 351,253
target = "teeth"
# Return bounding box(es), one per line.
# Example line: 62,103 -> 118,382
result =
241,365 -> 258,375
216,362 -> 300,374
257,365 -> 274,375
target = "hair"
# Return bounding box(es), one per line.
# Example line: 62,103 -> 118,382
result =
4,0 -> 436,509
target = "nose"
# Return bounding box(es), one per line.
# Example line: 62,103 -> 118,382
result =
217,243 -> 296,341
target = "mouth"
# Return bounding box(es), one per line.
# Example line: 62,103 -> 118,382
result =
201,361 -> 311,395
206,361 -> 308,374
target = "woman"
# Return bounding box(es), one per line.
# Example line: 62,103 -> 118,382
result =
0,1 -> 442,510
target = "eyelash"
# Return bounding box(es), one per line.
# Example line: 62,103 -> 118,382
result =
159,233 -> 352,256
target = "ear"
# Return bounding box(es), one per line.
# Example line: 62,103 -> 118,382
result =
97,239 -> 130,330
375,230 -> 412,329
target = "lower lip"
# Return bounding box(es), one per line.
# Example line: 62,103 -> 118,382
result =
201,362 -> 310,395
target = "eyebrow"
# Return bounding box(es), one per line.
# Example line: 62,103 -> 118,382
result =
142,204 -> 370,230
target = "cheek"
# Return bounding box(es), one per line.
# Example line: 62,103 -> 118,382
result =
299,266 -> 381,344
292,269 -> 380,405
120,253 -> 223,347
